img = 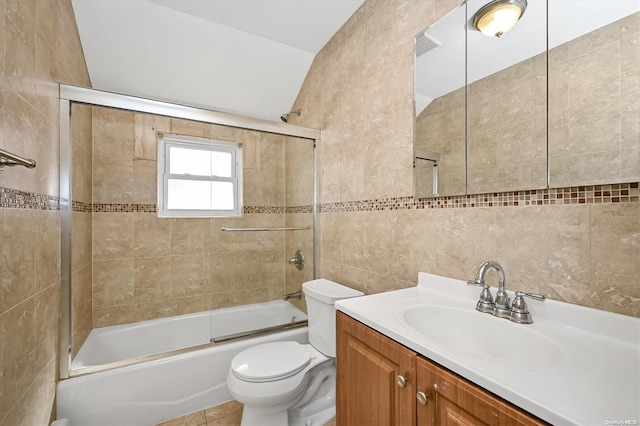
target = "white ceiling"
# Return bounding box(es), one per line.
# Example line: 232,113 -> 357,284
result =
71,0 -> 364,121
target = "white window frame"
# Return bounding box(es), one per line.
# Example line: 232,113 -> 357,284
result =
157,133 -> 243,218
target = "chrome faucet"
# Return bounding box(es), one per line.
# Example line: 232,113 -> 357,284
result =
467,261 -> 506,314
468,261 -> 546,323
282,291 -> 301,301
467,261 -> 510,318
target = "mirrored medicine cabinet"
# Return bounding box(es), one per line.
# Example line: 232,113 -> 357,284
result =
414,0 -> 640,197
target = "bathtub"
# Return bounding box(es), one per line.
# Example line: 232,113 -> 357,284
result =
57,301 -> 309,426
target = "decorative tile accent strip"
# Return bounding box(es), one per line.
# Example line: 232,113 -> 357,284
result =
0,187 -> 59,210
243,206 -> 285,214
92,203 -> 157,213
10,183 -> 636,213
72,200 -> 93,213
319,183 -> 640,213
285,205 -> 313,214
80,204 -> 300,214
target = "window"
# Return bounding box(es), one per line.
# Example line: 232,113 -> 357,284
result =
157,133 -> 243,217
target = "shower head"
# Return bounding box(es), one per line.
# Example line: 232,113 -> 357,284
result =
280,108 -> 301,123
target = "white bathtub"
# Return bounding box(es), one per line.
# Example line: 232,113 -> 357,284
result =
57,301 -> 308,426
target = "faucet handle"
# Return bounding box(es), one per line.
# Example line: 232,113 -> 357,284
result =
466,279 -> 484,287
519,292 -> 545,301
510,291 -> 545,324
475,285 -> 495,314
511,291 -> 546,310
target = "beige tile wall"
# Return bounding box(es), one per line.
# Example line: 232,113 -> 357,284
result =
284,136 -> 315,312
292,0 -> 640,318
71,104 -> 93,357
467,54 -> 547,194
0,0 -> 91,424
90,108 -> 306,327
549,12 -> 640,186
91,213 -> 291,327
415,87 -> 466,196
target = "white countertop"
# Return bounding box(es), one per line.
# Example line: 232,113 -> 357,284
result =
335,273 -> 640,425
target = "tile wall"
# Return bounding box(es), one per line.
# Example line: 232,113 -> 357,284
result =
87,108 -> 315,328
467,53 -> 547,194
415,86 -> 466,196
0,0 -> 91,424
549,12 -> 640,186
284,136 -> 315,311
70,104 -> 92,356
291,0 -> 640,317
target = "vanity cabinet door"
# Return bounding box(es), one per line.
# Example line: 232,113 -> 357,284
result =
336,312 -> 417,426
416,357 -> 546,426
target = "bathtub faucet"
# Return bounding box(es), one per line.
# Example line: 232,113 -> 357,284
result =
282,291 -> 302,301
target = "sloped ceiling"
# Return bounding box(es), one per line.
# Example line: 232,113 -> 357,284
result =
72,0 -> 364,121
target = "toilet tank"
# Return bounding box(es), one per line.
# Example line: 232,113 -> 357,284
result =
302,279 -> 363,357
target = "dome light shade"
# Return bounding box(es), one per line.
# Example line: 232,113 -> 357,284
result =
473,0 -> 528,38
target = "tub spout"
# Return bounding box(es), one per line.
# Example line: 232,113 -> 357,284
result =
282,291 -> 302,301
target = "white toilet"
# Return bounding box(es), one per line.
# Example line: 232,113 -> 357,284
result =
227,279 -> 363,426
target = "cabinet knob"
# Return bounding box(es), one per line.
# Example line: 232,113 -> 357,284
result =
396,375 -> 407,388
416,391 -> 429,406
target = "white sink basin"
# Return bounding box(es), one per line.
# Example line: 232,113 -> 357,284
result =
402,305 -> 564,371
335,272 -> 640,425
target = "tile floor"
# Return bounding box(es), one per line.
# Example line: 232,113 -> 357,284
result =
156,401 -> 243,426
156,401 -> 337,426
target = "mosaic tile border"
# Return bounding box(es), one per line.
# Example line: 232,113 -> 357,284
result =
3,183 -> 637,213
92,203 -> 157,213
76,204 -> 311,214
319,183 -> 640,213
71,201 -> 93,213
244,206 -> 285,214
0,187 -> 59,210
285,205 -> 313,214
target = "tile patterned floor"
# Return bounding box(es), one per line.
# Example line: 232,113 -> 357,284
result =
156,401 -> 337,426
156,401 -> 243,426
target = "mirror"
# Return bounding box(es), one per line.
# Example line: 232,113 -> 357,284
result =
548,1 -> 640,187
414,0 -> 640,197
414,150 -> 441,197
414,3 -> 467,197
466,0 -> 547,194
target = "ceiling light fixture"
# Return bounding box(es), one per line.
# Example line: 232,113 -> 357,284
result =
472,0 -> 528,38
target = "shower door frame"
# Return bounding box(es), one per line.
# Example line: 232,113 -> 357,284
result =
59,84 -> 321,380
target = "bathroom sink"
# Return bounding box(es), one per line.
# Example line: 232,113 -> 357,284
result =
402,305 -> 565,371
336,272 -> 640,425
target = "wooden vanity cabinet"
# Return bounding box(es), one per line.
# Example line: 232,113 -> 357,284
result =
336,311 -> 416,425
416,357 -> 546,426
336,312 -> 546,426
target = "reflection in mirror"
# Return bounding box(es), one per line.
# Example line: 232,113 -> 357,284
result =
414,150 -> 441,197
466,0 -> 547,194
414,3 -> 467,197
548,1 -> 640,187
415,0 -> 639,197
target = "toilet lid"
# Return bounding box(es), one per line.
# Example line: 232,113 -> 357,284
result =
231,341 -> 311,382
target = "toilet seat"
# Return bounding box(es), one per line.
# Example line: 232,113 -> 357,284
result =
231,341 -> 311,382
227,344 -> 332,408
